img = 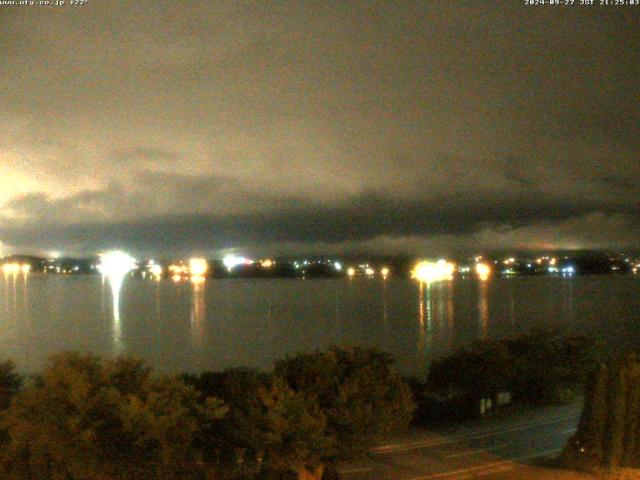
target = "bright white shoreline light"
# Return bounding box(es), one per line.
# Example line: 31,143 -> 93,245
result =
98,251 -> 136,278
97,250 -> 136,353
223,254 -> 251,272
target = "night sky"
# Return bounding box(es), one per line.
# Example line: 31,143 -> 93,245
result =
1,1 -> 638,257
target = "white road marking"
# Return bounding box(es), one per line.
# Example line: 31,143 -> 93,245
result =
444,448 -> 483,458
444,442 -> 507,459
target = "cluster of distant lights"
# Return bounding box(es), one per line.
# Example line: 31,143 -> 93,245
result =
410,259 -> 493,284
163,258 -> 209,282
344,265 -> 390,278
1,263 -> 31,275
92,253 -> 276,283
4,251 -> 639,281
498,256 -> 578,276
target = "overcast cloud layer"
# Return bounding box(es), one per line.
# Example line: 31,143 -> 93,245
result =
0,1 -> 638,257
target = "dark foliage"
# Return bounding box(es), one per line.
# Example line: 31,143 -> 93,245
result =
426,330 -> 600,406
0,352 -> 226,480
0,361 -> 21,411
564,354 -> 640,471
274,347 -> 415,457
185,367 -> 331,479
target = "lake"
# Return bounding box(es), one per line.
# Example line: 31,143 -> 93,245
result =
1,273 -> 638,377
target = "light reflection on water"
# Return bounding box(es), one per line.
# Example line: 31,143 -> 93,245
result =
478,280 -> 489,339
416,281 -> 456,367
190,277 -> 206,342
105,273 -> 128,354
0,273 -> 638,377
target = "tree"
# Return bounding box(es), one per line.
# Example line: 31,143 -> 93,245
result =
274,347 -> 415,457
565,354 -> 640,471
505,330 -> 598,404
0,360 -> 21,411
573,362 -> 609,467
606,361 -> 629,468
0,352 -> 226,480
427,339 -> 512,398
186,368 -> 331,480
622,360 -> 640,466
426,330 -> 600,408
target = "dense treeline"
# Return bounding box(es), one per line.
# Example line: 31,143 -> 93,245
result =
0,348 -> 415,480
564,354 -> 640,472
420,330 -> 599,420
0,331 -> 602,479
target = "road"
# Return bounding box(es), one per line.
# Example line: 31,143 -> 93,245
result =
338,403 -> 582,479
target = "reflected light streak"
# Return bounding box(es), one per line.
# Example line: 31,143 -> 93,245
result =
191,277 -> 206,343
98,251 -> 136,353
478,281 -> 489,339
416,281 -> 433,364
2,273 -> 9,318
22,271 -> 28,315
106,272 -> 127,353
447,284 -> 454,347
418,282 -> 426,359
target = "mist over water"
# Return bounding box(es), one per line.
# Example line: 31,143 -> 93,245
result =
0,273 -> 638,377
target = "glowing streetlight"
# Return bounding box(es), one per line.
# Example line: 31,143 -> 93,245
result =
169,264 -> 187,275
148,264 -> 163,277
98,251 -> 136,278
381,267 -> 390,278
475,262 -> 491,281
98,251 -> 136,354
223,254 -> 251,272
2,263 -> 20,275
189,258 -> 208,276
412,260 -> 455,284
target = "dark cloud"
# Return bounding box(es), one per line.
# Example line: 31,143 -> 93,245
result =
0,1 -> 638,255
2,185 -> 638,256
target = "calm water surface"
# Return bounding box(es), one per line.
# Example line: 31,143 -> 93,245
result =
1,273 -> 638,377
